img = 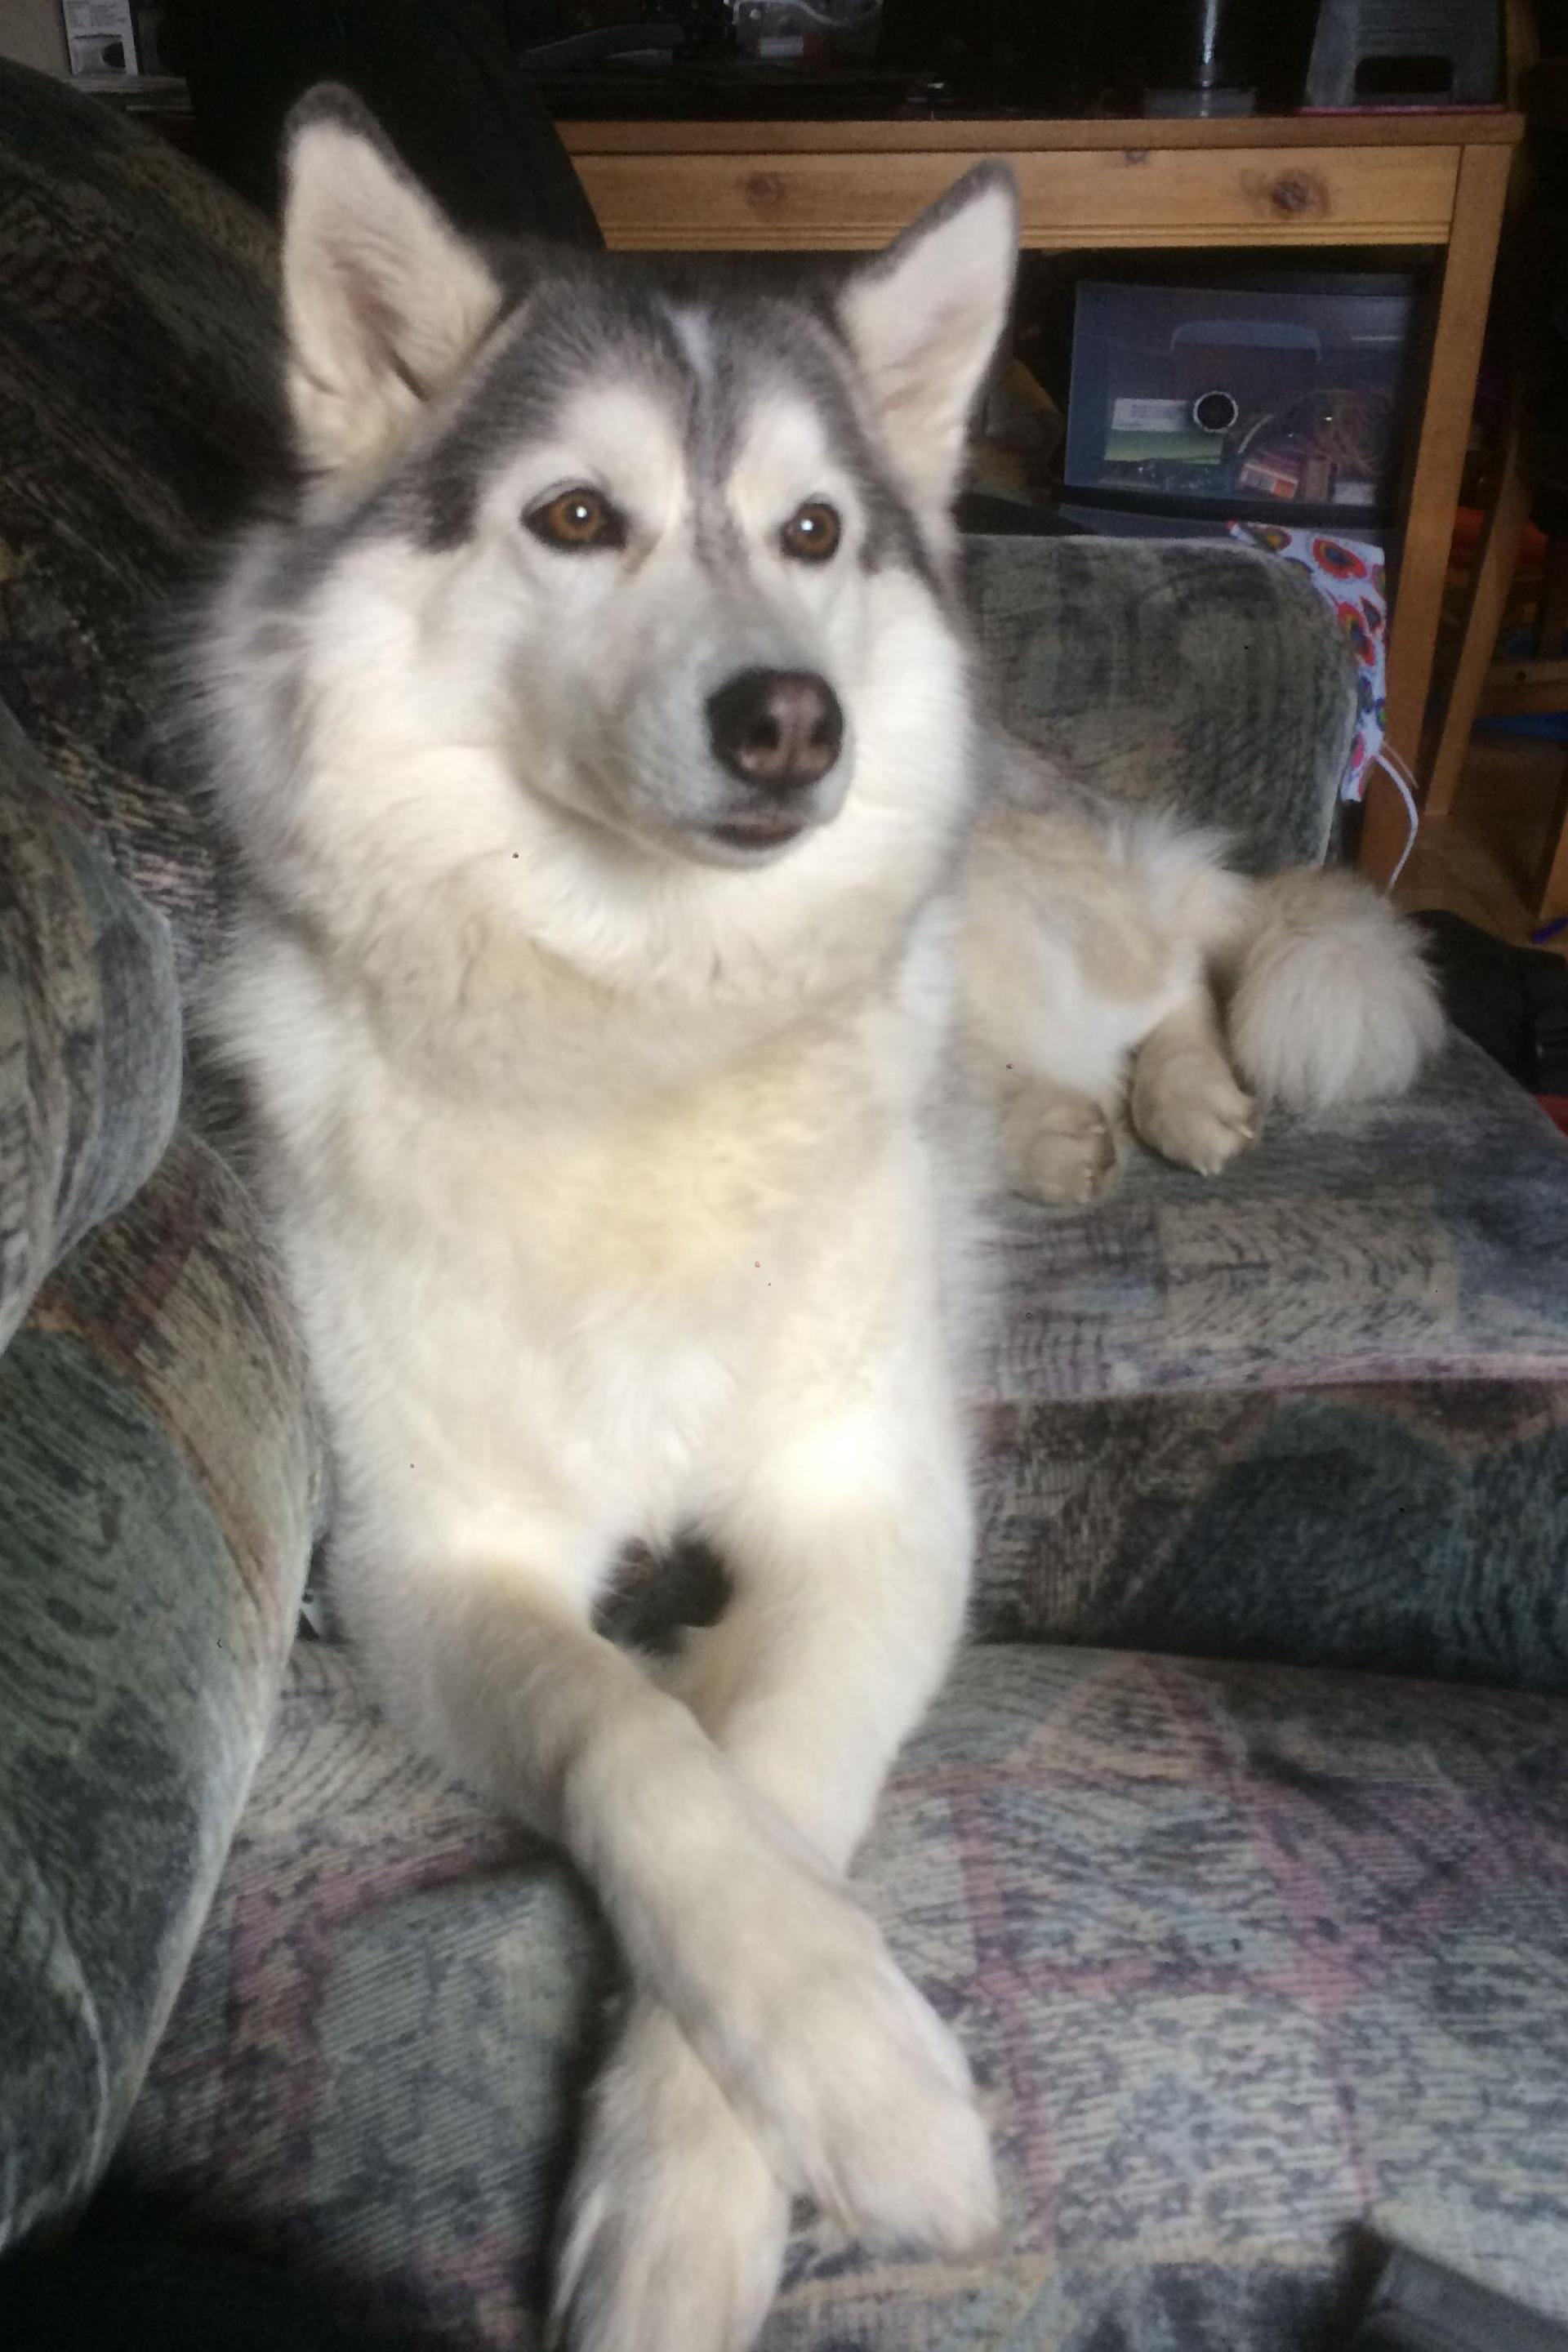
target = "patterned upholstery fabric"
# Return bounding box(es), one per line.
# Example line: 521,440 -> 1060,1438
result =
0,1129 -> 323,2252
0,61 -> 280,987
964,534 -> 1358,874
974,1036 -> 1568,1689
0,74 -> 314,2230
0,698 -> 180,1352
111,1638 -> 1568,2350
0,79 -> 316,2247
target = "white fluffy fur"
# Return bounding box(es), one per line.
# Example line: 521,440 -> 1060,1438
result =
210,108 -> 1443,2352
959,755 -> 1444,1200
1226,866 -> 1448,1114
282,96 -> 502,480
838,163 -> 1019,517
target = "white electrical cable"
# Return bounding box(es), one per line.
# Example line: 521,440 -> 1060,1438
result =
1368,742 -> 1422,893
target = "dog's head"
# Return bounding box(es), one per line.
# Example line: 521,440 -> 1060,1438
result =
266,91 -> 1018,879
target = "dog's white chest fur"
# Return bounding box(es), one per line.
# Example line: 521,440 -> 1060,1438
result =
234,873 -> 959,1583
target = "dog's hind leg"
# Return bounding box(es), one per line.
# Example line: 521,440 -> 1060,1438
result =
962,777 -> 1259,1202
997,1075 -> 1123,1204
958,801 -> 1138,1204
961,919 -> 1125,1204
1129,990 -> 1256,1177
553,1383 -> 996,2352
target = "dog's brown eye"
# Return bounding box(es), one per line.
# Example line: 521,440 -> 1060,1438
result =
779,501 -> 841,564
526,487 -> 626,553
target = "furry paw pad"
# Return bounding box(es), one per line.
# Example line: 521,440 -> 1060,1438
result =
1003,1092 -> 1118,1205
1133,1057 -> 1256,1178
552,2007 -> 788,2352
719,1906 -> 999,2254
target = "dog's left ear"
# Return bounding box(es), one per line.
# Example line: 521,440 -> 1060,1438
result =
838,163 -> 1019,514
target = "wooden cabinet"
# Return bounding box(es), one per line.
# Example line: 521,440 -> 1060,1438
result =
570,138 -> 1465,252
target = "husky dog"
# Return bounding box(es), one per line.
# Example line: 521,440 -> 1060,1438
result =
203,87 -> 1442,2352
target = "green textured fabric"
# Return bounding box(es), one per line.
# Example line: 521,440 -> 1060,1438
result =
0,699 -> 180,1354
0,1132 -> 322,2255
964,533 -> 1357,874
0,59 -> 279,987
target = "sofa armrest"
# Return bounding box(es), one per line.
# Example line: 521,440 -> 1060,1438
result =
0,701 -> 180,1356
0,700 -> 323,2258
963,534 -> 1359,873
0,1129 -> 324,2254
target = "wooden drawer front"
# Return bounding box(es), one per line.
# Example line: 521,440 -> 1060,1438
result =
572,143 -> 1462,251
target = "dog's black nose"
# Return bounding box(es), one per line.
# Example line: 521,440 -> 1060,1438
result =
706,669 -> 844,793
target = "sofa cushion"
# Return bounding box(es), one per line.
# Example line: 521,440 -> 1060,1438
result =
107,1638 -> 1568,2349
974,1036 -> 1568,1690
0,60 -> 280,984
0,697 -> 180,1353
0,1129 -> 322,2255
964,533 -> 1358,874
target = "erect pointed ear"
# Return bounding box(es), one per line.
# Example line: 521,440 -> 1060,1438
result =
280,87 -> 504,480
837,163 -> 1019,514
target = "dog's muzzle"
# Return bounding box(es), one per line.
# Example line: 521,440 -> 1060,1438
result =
703,667 -> 844,853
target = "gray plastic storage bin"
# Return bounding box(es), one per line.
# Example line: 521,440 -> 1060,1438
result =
1065,274 -> 1417,526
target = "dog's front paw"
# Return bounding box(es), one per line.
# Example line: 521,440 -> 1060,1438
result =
1001,1089 -> 1119,1205
1132,1056 -> 1256,1178
551,2002 -> 787,2352
716,1895 -> 998,2255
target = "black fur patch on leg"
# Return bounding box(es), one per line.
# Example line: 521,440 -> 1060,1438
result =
593,1535 -> 733,1657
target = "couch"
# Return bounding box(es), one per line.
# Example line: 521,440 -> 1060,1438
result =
3,57 -> 1568,2351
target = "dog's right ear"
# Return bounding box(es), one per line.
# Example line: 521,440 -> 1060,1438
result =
280,87 -> 503,480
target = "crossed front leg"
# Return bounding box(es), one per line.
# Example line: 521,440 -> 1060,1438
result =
552,1402 -> 995,2352
341,1388 -> 994,2352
